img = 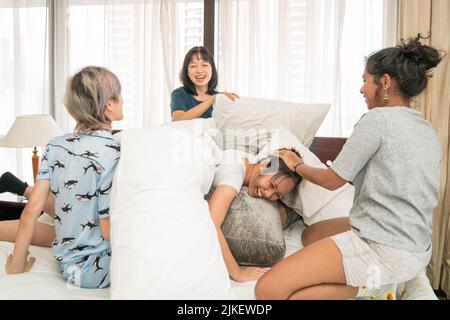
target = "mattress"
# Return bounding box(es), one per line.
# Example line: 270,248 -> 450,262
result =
0,216 -> 437,300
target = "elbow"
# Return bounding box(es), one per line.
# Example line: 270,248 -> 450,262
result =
20,203 -> 42,222
322,180 -> 345,191
172,112 -> 187,121
321,169 -> 346,191
324,183 -> 340,191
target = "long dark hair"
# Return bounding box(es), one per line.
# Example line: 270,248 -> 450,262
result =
179,46 -> 218,96
365,33 -> 445,98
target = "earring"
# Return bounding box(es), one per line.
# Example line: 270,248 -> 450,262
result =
383,90 -> 389,100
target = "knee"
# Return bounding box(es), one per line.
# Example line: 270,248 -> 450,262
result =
254,275 -> 271,300
255,273 -> 286,300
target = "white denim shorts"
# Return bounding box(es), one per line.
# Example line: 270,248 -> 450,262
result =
330,229 -> 431,288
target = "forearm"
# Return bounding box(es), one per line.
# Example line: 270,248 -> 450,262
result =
11,211 -> 37,264
295,164 -> 346,191
172,97 -> 215,121
100,218 -> 110,241
216,227 -> 241,280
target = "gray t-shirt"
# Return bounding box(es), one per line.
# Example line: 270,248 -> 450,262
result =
331,107 -> 441,253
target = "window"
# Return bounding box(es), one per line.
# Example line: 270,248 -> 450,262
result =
0,0 -> 204,180
68,0 -> 204,129
0,0 -> 48,182
217,0 -> 389,137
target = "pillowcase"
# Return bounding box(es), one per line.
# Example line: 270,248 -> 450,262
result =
212,95 -> 330,154
110,125 -> 234,299
256,127 -> 353,226
220,187 -> 286,267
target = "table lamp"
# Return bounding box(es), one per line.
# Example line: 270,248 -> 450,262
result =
0,114 -> 63,183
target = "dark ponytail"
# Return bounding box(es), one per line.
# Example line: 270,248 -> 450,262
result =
366,33 -> 446,98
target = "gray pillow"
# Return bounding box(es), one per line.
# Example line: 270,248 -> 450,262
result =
221,187 -> 286,267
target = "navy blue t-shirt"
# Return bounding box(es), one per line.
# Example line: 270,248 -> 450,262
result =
170,86 -> 213,119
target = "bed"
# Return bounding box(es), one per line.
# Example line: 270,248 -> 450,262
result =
0,137 -> 438,300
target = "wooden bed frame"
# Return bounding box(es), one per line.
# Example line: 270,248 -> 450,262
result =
310,137 -> 347,164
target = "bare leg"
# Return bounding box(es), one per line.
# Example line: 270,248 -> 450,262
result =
0,220 -> 55,247
289,284 -> 358,300
23,186 -> 55,217
301,217 -> 350,247
255,237 -> 357,300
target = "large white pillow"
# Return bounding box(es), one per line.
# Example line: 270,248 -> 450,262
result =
256,127 -> 353,226
212,95 -> 330,154
109,125 -> 234,299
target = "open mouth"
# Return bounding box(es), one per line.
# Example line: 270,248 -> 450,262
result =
195,75 -> 206,81
257,187 -> 263,198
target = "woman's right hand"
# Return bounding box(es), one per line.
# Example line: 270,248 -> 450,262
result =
220,92 -> 240,102
5,253 -> 35,274
233,266 -> 267,282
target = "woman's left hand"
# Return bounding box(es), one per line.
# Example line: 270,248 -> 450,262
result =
276,149 -> 303,172
5,253 -> 35,274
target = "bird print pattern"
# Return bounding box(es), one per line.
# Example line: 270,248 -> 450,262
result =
37,129 -> 120,288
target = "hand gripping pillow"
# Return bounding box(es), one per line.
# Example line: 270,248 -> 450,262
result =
221,187 -> 286,267
212,95 -> 330,154
256,127 -> 353,226
110,125 -> 234,299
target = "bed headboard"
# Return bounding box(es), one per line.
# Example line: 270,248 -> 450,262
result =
310,137 -> 347,165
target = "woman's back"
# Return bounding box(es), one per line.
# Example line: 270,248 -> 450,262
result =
38,130 -> 120,265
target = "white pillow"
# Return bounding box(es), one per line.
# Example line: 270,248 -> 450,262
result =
256,127 -> 353,226
110,125 -> 234,299
212,95 -> 330,154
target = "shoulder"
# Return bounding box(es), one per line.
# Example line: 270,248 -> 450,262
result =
46,133 -> 75,150
171,86 -> 192,97
83,131 -> 120,165
220,149 -> 248,167
362,108 -> 385,121
355,108 -> 387,129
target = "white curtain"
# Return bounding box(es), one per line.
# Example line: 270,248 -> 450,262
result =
0,0 -> 204,183
58,0 -> 202,132
218,0 -> 398,137
0,0 -> 49,183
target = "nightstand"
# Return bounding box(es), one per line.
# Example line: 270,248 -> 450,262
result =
0,193 -> 26,221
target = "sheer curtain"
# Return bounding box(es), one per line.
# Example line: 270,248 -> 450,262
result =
1,0 -> 204,182
218,0 -> 398,137
398,0 -> 450,298
54,0 -> 203,132
0,0 -> 49,183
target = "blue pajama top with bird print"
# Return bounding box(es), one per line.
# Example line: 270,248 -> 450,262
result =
37,129 -> 120,288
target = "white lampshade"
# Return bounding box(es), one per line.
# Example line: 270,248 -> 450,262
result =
0,114 -> 63,148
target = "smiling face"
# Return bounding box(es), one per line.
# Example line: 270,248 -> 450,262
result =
360,71 -> 384,110
188,54 -> 212,91
248,168 -> 297,201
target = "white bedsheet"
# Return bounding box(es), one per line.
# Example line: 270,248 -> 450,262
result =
0,217 -> 437,300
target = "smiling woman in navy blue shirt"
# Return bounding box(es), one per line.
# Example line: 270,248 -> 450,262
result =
171,46 -> 239,121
